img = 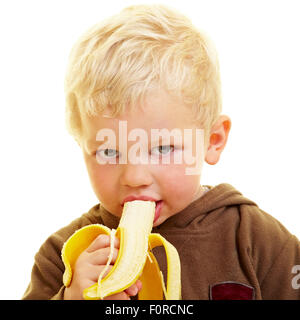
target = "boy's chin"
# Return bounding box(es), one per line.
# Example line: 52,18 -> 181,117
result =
152,215 -> 165,228
152,220 -> 161,228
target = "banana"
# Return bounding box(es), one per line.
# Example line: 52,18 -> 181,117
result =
61,200 -> 181,300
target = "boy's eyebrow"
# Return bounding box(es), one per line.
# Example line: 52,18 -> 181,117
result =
92,136 -> 184,143
86,130 -> 185,149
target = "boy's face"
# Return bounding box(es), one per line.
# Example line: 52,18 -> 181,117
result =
80,90 -> 228,227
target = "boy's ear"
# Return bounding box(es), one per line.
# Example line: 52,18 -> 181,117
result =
205,115 -> 231,165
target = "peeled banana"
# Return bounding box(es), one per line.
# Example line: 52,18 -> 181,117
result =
61,200 -> 181,300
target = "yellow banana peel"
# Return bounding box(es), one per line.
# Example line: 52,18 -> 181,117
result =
61,200 -> 181,300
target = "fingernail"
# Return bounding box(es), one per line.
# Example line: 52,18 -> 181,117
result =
132,286 -> 138,296
137,280 -> 142,289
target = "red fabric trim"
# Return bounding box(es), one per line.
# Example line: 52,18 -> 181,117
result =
210,281 -> 255,300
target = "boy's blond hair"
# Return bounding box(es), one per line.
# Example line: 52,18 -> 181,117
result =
64,4 -> 222,143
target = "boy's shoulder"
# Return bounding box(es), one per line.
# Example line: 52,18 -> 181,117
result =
211,184 -> 299,281
196,183 -> 298,258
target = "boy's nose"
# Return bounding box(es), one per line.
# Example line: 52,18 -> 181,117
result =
120,164 -> 153,188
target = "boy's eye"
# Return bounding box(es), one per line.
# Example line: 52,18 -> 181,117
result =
97,148 -> 119,158
96,145 -> 175,160
151,145 -> 174,155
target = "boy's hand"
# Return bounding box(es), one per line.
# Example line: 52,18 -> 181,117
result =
64,234 -> 142,300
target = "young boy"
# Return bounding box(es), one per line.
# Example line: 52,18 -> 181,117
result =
23,4 -> 300,300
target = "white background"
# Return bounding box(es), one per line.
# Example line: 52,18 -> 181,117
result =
0,0 -> 299,299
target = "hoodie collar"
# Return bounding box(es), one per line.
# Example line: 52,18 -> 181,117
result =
154,183 -> 256,230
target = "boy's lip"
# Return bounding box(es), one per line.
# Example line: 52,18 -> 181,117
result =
121,195 -> 160,206
121,195 -> 163,223
153,200 -> 163,223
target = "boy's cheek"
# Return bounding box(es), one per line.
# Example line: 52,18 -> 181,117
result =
160,169 -> 198,200
86,163 -> 115,195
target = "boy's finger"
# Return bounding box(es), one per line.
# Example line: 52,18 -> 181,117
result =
136,279 -> 142,291
124,280 -> 142,297
88,247 -> 119,266
86,234 -> 120,252
88,264 -> 113,282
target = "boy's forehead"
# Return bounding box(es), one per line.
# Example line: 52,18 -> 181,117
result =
81,90 -> 201,143
83,108 -> 195,137
88,92 -> 193,122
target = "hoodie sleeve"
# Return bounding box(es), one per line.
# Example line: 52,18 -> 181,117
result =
22,228 -> 70,300
240,205 -> 300,299
22,211 -> 100,300
259,234 -> 300,299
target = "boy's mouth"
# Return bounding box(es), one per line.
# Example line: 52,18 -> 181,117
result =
153,200 -> 163,223
121,196 -> 163,222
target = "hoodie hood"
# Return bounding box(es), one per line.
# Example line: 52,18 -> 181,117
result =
158,183 -> 257,231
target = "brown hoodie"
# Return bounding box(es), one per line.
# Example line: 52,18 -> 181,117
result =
22,183 -> 300,300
